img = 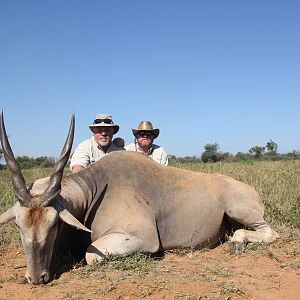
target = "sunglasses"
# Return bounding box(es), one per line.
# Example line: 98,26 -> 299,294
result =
93,119 -> 113,125
137,131 -> 153,137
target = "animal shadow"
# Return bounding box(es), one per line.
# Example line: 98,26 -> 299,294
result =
49,226 -> 91,281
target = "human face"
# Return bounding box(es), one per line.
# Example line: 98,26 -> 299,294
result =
136,131 -> 154,149
92,127 -> 114,148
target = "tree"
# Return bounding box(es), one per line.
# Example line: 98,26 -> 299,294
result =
35,156 -> 55,168
286,150 -> 300,160
249,146 -> 265,159
167,154 -> 177,161
203,143 -> 219,153
15,155 -> 55,169
266,139 -> 278,155
235,152 -> 251,161
201,143 -> 220,163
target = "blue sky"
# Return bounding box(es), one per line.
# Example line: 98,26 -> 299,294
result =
1,0 -> 299,158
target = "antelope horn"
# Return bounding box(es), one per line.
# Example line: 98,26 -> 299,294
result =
42,114 -> 75,206
0,110 -> 31,207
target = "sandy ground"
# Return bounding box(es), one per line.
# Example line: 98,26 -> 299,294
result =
0,240 -> 299,300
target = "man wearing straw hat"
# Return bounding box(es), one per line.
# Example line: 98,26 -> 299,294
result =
70,114 -> 124,173
125,120 -> 168,166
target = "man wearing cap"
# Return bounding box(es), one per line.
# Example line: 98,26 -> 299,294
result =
124,121 -> 168,166
70,114 -> 124,173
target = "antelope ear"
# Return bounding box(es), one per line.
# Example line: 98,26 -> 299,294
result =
59,209 -> 92,233
0,202 -> 20,225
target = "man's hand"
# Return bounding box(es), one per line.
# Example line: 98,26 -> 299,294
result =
72,165 -> 84,173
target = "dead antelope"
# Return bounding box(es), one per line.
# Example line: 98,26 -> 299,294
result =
0,111 -> 278,284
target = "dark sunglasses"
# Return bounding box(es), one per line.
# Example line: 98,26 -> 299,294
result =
138,131 -> 153,137
93,119 -> 113,125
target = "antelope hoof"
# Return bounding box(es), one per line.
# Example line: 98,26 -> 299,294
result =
230,242 -> 244,255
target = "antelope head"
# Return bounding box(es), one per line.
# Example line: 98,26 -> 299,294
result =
0,111 -> 91,284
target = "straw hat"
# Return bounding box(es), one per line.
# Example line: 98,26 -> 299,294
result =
132,121 -> 159,139
89,114 -> 119,134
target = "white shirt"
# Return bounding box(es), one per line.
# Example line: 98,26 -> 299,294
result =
125,143 -> 168,166
70,137 -> 124,169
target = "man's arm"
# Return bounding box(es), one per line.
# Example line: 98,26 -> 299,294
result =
160,149 -> 169,166
70,140 -> 91,173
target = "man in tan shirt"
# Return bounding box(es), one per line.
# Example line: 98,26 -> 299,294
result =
125,121 -> 168,166
70,114 -> 124,173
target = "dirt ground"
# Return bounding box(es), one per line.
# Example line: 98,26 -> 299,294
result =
0,240 -> 299,300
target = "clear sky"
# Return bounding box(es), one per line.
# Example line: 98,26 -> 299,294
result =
1,0 -> 299,158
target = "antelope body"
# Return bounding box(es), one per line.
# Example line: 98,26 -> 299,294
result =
0,112 -> 279,284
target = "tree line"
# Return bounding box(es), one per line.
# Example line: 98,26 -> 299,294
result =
0,149 -> 56,169
0,139 -> 299,169
168,139 -> 300,164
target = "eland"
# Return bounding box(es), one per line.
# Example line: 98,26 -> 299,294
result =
0,111 -> 279,284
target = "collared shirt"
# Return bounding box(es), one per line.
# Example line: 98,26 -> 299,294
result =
125,143 -> 168,166
70,137 -> 124,169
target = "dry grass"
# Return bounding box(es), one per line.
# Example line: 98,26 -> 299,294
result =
171,160 -> 300,230
0,160 -> 299,251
